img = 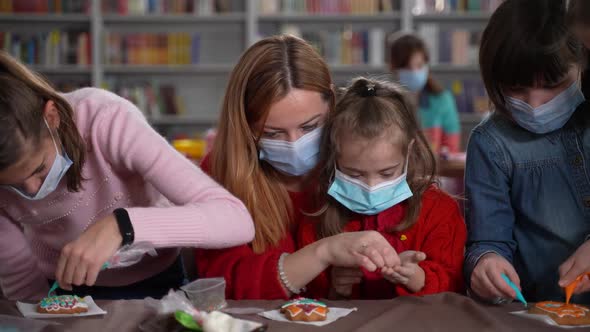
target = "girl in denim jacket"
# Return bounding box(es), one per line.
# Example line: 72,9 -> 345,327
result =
464,0 -> 590,304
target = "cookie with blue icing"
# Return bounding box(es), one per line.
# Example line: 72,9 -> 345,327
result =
37,295 -> 89,314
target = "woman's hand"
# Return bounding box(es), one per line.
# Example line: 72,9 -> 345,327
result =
382,250 -> 426,293
318,230 -> 401,272
55,214 -> 122,290
559,240 -> 590,294
331,267 -> 363,297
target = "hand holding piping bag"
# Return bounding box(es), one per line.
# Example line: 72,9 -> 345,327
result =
50,243 -> 157,295
563,273 -> 590,304
500,273 -> 527,306
559,240 -> 590,298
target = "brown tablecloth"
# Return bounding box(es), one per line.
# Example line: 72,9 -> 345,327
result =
0,292 -> 587,331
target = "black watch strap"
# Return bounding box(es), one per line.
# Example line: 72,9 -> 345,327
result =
113,208 -> 134,246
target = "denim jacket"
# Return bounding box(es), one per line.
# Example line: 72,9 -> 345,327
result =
464,102 -> 590,304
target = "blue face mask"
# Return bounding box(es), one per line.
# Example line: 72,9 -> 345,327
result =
9,120 -> 73,200
507,81 -> 585,134
398,66 -> 429,92
327,158 -> 413,215
259,127 -> 322,176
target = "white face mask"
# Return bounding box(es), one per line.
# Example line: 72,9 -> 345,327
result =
507,81 -> 585,134
258,127 -> 323,176
8,120 -> 72,200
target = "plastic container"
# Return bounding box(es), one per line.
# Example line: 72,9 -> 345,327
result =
172,138 -> 206,161
180,278 -> 227,312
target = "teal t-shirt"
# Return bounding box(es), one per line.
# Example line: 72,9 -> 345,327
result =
418,90 -> 460,134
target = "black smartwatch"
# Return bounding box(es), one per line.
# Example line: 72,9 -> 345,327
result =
113,208 -> 134,246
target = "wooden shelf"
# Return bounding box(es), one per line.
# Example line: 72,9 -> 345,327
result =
103,13 -> 245,24
330,64 -> 387,74
32,65 -> 91,74
104,64 -> 233,75
0,13 -> 89,23
430,64 -> 480,73
414,12 -> 492,22
259,12 -> 400,23
147,115 -> 216,126
460,113 -> 487,123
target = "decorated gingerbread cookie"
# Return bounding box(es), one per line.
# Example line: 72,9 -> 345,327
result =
37,295 -> 89,314
280,298 -> 329,322
528,301 -> 590,326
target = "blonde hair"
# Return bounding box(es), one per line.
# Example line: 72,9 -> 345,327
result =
208,35 -> 335,253
0,51 -> 86,191
314,77 -> 436,238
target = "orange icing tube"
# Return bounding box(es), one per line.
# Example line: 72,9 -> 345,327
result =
564,273 -> 590,304
535,301 -> 589,318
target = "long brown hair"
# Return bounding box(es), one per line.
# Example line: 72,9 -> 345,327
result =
209,35 -> 335,253
314,77 -> 436,238
0,51 -> 86,191
388,33 -> 444,94
480,0 -> 584,115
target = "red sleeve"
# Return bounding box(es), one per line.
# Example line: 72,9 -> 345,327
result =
195,153 -> 289,300
395,189 -> 467,296
199,153 -> 211,173
195,240 -> 291,300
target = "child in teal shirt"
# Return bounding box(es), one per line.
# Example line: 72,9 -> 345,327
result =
389,34 -> 461,154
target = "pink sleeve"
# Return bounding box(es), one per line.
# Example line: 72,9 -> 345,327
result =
0,215 -> 48,301
94,98 -> 254,249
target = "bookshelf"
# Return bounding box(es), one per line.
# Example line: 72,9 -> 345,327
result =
102,12 -> 245,23
258,13 -> 401,23
413,12 -> 492,22
103,64 -> 233,75
32,65 -> 92,74
0,13 -> 90,22
1,0 -> 495,142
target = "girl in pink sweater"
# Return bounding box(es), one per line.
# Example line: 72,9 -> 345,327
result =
0,52 -> 254,301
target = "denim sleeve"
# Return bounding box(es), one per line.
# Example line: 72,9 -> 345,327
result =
464,128 -> 517,286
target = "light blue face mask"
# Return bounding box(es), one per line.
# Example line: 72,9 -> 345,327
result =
9,120 -> 73,200
259,127 -> 322,176
398,66 -> 429,92
327,158 -> 413,215
507,81 -> 585,134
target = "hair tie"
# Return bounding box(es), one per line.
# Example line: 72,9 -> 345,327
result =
361,83 -> 377,97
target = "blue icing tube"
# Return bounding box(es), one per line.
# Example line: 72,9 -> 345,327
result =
48,262 -> 110,296
501,273 -> 527,306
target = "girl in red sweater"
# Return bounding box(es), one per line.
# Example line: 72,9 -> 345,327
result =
197,36 -> 402,300
301,77 -> 467,299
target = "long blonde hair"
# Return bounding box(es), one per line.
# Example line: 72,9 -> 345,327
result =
209,35 -> 335,253
0,51 -> 86,191
314,77 -> 436,238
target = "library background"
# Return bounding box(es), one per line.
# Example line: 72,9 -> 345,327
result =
0,0 -> 498,165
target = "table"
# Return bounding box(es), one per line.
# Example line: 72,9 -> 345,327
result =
0,293 -> 586,331
438,158 -> 466,179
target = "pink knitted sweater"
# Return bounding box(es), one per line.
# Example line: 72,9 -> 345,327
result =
0,88 -> 254,301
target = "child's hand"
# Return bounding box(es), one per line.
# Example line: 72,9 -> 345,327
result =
382,250 -> 426,293
331,267 -> 363,297
559,240 -> 590,294
318,230 -> 400,272
56,214 -> 122,290
470,253 -> 520,302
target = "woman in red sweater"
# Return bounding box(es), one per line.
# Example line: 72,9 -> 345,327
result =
300,77 -> 466,299
196,35 -> 401,299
